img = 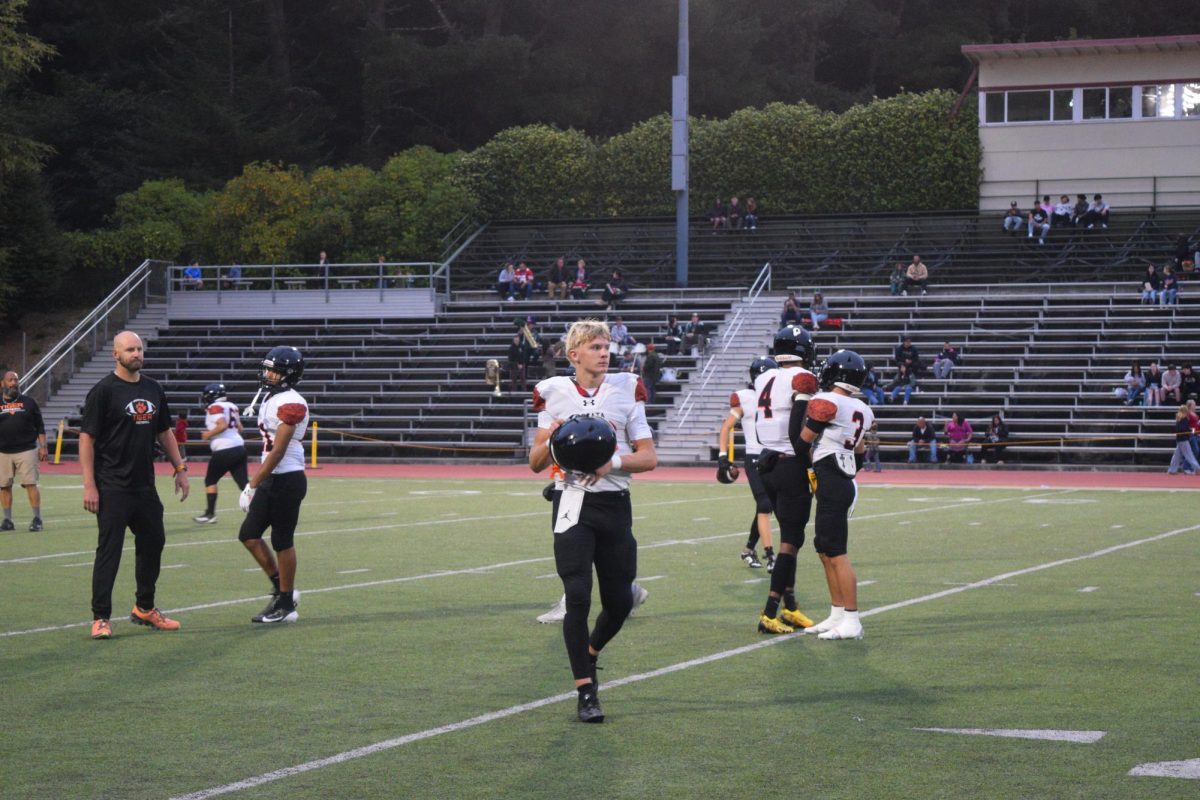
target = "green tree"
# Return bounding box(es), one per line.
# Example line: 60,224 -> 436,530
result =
0,0 -> 53,184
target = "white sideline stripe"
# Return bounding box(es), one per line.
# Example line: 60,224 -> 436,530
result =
0,490 -> 1072,638
857,580 -> 877,587
167,518 -> 1200,800
1128,759 -> 1200,779
336,569 -> 369,574
1079,586 -> 1099,593
914,727 -> 1106,743
0,494 -> 741,566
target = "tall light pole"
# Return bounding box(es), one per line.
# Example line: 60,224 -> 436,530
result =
672,0 -> 689,287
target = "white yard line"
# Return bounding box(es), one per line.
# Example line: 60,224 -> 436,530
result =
914,727 -> 1106,743
166,519 -> 1200,800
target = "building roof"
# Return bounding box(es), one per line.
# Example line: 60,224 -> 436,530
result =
962,34 -> 1200,63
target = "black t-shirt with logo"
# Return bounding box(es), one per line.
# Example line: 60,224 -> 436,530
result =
80,373 -> 172,491
0,392 -> 45,453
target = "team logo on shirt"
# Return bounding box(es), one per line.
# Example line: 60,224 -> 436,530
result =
124,398 -> 157,423
1,401 -> 27,416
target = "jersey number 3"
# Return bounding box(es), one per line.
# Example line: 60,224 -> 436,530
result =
844,410 -> 865,450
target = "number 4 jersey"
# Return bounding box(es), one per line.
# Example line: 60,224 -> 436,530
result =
753,365 -> 819,455
807,390 -> 875,467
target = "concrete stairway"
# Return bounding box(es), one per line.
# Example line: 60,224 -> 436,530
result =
40,303 -> 170,427
653,295 -> 785,463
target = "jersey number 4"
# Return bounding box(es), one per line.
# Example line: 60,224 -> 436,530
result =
756,377 -> 776,419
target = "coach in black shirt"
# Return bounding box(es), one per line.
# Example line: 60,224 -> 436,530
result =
80,330 -> 189,640
1,371 -> 48,531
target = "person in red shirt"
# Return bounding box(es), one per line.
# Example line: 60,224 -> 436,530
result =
514,261 -> 535,300
174,411 -> 189,462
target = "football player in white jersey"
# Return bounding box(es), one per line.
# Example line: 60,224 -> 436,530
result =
717,356 -> 777,571
193,382 -> 248,524
237,346 -> 309,624
801,349 -> 874,641
529,319 -> 657,723
751,326 -> 820,634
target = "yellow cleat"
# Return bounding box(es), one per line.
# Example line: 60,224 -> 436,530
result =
780,607 -> 814,629
757,614 -> 795,635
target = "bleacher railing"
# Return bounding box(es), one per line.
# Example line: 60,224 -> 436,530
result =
673,261 -> 773,430
21,259 -> 168,406
166,261 -> 444,305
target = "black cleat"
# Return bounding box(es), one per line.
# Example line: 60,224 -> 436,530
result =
29,518 -> 43,532
577,689 -> 604,723
0,519 -> 13,531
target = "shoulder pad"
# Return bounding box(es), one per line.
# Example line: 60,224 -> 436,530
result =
791,371 -> 818,397
729,392 -> 741,409
807,397 -> 837,423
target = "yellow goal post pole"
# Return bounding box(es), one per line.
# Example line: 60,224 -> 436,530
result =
310,420 -> 319,469
53,419 -> 66,465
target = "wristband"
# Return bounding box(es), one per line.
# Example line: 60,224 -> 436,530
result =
174,463 -> 188,473
610,454 -> 623,472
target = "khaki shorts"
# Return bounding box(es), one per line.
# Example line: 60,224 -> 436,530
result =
0,449 -> 39,487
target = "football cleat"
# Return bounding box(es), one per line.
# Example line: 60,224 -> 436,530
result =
779,607 -> 814,629
129,606 -> 180,631
91,619 -> 112,639
764,552 -> 776,573
629,583 -> 649,617
577,689 -> 605,723
0,519 -> 13,531
757,614 -> 795,635
252,596 -> 298,624
537,595 -> 567,624
806,608 -> 846,635
193,514 -> 218,524
28,517 -> 43,532
817,619 -> 864,640
741,549 -> 762,568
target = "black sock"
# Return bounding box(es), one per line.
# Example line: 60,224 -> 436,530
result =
578,682 -> 595,695
783,590 -> 797,611
277,590 -> 295,610
269,573 -> 281,594
763,595 -> 781,618
763,546 -> 775,558
746,515 -> 760,550
206,493 -> 217,516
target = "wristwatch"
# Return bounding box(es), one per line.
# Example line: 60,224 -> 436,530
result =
174,463 -> 188,473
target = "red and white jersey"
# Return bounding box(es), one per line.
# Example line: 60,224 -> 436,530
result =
728,388 -> 764,455
257,388 -> 309,474
807,390 -> 874,465
532,372 -> 652,492
204,400 -> 244,452
752,365 -> 818,455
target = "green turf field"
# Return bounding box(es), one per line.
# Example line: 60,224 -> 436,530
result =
1,474 -> 1197,800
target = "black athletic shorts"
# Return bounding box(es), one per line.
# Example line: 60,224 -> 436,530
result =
204,446 -> 248,489
238,471 -> 307,552
743,453 -> 773,514
759,455 -> 812,548
812,457 -> 857,557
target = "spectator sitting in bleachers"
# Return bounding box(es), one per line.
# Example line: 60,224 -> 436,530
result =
183,260 -> 203,290
808,291 -> 829,332
1162,364 -> 1183,406
1172,233 -> 1196,271
860,363 -> 883,406
707,197 -> 727,231
1051,194 -> 1073,228
1180,364 -> 1199,403
983,414 -> 1009,464
1071,193 -> 1090,227
944,412 -> 974,464
609,316 -> 636,348
894,335 -> 923,377
1159,265 -> 1179,305
683,313 -> 708,356
727,196 -> 744,231
1083,193 -> 1110,229
1027,199 -> 1050,245
1145,361 -> 1164,406
1002,201 -> 1023,233
743,197 -> 759,231
663,315 -> 685,355
889,263 -> 906,296
886,363 -> 915,405
902,255 -> 928,296
514,261 -> 535,300
601,269 -> 628,310
907,416 -> 938,463
619,347 -> 640,374
496,261 -> 516,300
1119,362 -> 1146,406
932,341 -> 961,380
1140,263 -> 1161,304
570,258 -> 589,300
781,295 -> 801,326
547,256 -> 568,301
221,262 -> 242,290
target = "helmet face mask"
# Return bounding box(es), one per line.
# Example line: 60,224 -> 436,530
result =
771,325 -> 815,368
201,382 -> 227,407
549,415 -> 618,473
261,346 -> 304,392
819,349 -> 867,393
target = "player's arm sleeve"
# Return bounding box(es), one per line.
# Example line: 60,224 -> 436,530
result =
626,399 -> 652,442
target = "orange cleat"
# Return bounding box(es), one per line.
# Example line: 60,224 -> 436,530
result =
129,606 -> 180,631
91,619 -> 112,639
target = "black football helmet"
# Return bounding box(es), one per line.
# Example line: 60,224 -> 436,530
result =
749,356 -> 778,385
201,382 -> 228,406
772,325 -> 815,367
819,349 -> 868,393
549,415 -> 617,473
261,345 -> 304,392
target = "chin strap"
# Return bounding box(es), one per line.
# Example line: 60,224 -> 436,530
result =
242,386 -> 264,419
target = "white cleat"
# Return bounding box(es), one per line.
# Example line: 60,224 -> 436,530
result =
537,595 -> 567,624
817,619 -> 864,640
629,583 -> 649,617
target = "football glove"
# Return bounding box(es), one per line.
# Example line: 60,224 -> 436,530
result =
716,455 -> 740,484
239,485 -> 256,512
807,468 -> 818,494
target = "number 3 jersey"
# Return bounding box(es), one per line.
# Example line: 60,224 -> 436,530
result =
257,388 -> 309,474
532,372 -> 652,493
753,365 -> 819,455
204,400 -> 245,452
806,390 -> 875,465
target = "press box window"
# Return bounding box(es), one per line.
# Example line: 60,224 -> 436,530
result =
1083,87 -> 1132,120
985,92 -> 1005,123
1141,85 -> 1175,118
1007,90 -> 1051,122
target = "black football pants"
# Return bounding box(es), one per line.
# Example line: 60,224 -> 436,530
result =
91,488 -> 166,619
